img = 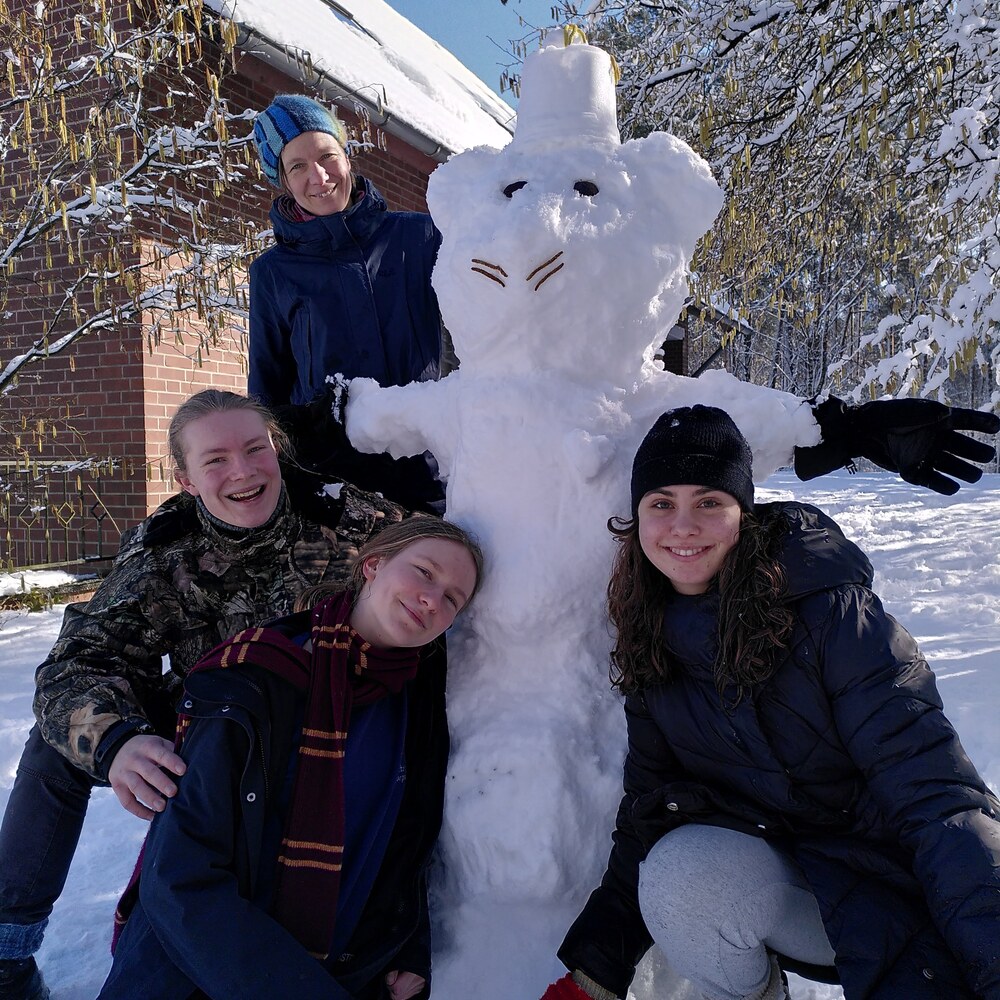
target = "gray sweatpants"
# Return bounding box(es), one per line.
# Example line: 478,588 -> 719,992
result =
637,825 -> 836,1000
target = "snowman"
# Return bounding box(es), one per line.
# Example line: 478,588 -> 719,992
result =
343,31 -> 984,999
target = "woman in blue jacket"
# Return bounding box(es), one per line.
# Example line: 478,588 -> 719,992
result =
250,94 -> 445,510
101,516 -> 484,1000
542,405 -> 1000,1000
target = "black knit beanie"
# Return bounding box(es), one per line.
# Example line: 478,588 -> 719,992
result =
630,405 -> 754,516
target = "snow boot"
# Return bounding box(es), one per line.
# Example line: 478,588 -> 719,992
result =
0,958 -> 50,1000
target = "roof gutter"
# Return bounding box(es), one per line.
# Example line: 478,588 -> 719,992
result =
232,21 -> 458,162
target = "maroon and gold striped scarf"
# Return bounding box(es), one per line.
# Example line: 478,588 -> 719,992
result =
187,590 -> 419,957
114,591 -> 418,959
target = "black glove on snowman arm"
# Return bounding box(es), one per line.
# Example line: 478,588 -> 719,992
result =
794,396 -> 1000,496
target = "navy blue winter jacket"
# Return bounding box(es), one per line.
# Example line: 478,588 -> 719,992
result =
249,176 -> 444,509
100,624 -> 449,1000
559,502 -> 1000,999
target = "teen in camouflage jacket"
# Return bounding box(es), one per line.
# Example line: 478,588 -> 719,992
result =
0,390 -> 412,1000
33,480 -> 403,780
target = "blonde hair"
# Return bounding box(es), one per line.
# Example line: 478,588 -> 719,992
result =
293,516 -> 485,613
168,390 -> 290,473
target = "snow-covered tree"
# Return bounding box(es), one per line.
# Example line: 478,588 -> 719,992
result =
572,0 -> 999,406
0,0 -> 260,420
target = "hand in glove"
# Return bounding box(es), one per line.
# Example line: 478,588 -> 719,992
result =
541,972 -> 617,1000
795,396 -> 1000,496
272,378 -> 352,469
324,371 -> 351,427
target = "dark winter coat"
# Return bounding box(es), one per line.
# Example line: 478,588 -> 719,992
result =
559,502 -> 1000,1000
33,478 -> 405,779
99,620 -> 449,1000
248,176 -> 444,509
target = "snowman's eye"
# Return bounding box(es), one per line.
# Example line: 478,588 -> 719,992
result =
574,180 -> 599,197
503,180 -> 528,198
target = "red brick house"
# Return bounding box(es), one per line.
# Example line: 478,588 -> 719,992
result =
0,0 -> 513,570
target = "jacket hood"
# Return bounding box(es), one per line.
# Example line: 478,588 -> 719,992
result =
268,174 -> 387,251
759,501 -> 873,602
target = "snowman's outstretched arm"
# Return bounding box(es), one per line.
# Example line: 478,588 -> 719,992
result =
796,396 -> 1000,495
346,377 -> 454,475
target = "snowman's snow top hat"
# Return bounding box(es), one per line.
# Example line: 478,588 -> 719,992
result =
510,28 -> 621,153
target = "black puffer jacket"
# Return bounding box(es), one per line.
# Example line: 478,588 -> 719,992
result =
248,177 -> 445,511
560,502 -> 1000,999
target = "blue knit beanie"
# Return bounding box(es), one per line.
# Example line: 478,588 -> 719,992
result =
253,95 -> 348,187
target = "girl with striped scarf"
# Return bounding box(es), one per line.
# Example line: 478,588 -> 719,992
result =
101,517 -> 483,1000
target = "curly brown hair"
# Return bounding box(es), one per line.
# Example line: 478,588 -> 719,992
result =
606,507 -> 794,700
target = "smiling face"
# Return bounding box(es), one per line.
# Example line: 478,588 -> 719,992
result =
280,130 -> 352,216
350,538 -> 479,649
637,485 -> 742,595
174,410 -> 283,529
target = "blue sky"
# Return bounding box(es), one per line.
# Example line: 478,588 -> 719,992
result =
383,0 -> 562,102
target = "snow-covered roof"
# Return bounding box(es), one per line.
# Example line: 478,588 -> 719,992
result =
207,0 -> 515,157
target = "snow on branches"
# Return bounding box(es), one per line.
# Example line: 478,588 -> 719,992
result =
578,0 -> 999,408
0,0 -> 262,403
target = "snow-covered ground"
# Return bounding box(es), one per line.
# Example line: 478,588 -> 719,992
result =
0,571 -> 78,597
1,470 -> 998,999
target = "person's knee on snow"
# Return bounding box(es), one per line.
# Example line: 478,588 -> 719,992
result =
637,825 -> 830,1000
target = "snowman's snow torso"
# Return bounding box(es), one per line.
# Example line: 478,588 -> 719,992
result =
436,376 -> 631,625
349,371 -> 637,903
343,36 -> 821,998
346,353 -> 815,918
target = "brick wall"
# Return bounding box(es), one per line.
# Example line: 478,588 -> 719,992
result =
141,308 -> 250,512
2,9 -> 442,570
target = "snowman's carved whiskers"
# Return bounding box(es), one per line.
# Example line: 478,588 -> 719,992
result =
467,252 -> 566,291
470,258 -> 508,287
526,251 -> 565,291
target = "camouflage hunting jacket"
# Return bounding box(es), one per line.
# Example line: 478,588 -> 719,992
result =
34,482 -> 405,779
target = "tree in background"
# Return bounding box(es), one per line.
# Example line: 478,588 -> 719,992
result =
0,0 -> 272,569
0,0 -> 260,443
564,0 -> 998,408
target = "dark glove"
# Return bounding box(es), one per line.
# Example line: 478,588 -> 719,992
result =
324,372 -> 351,426
274,379 -> 443,512
795,396 -> 1000,495
273,378 -> 350,450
